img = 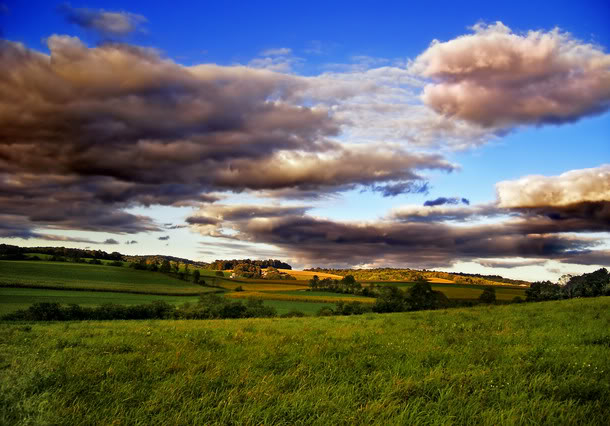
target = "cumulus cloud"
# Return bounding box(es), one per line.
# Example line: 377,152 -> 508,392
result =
0,37 -> 457,236
497,165 -> 610,208
158,235 -> 170,241
59,4 -> 146,36
125,240 -> 138,245
103,238 -> 120,244
411,22 -> 610,128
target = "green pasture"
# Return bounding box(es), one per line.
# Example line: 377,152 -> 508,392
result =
0,288 -> 204,316
1,297 -> 608,424
0,261 -> 208,295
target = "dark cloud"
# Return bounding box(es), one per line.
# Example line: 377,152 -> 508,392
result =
0,37 -> 454,238
558,250 -> 610,267
424,197 -> 469,207
371,181 -> 429,197
59,4 -> 146,36
103,238 -> 119,244
412,22 -> 610,128
158,235 -> 170,241
125,240 -> 138,245
186,216 -> 220,226
212,212 -> 598,269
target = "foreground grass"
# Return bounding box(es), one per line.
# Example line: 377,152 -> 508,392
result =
0,288 -> 205,316
0,261 -> 207,295
1,298 -> 608,425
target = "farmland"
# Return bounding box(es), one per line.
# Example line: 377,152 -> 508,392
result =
1,297 -> 608,424
0,287 -> 203,316
0,260 -> 528,318
0,261 -> 208,295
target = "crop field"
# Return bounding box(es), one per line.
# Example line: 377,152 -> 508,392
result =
279,269 -> 344,280
369,281 -> 526,301
0,288 -> 204,316
0,261 -> 207,295
214,279 -> 307,292
1,297 -> 608,424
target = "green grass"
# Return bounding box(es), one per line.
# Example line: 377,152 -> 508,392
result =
1,297 -> 608,424
0,288 -> 204,316
0,261 -> 210,295
259,299 -> 334,315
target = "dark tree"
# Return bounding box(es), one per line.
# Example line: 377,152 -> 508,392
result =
479,287 -> 496,303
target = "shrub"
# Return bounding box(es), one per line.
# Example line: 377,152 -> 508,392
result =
479,287 -> 497,304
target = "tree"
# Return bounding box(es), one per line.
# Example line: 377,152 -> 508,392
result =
479,287 -> 496,303
526,281 -> 562,301
193,269 -> 201,284
160,259 -> 171,273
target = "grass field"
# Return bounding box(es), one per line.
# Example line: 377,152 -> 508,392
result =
0,288 -> 205,316
226,290 -> 377,305
0,261 -> 208,295
1,297 -> 608,424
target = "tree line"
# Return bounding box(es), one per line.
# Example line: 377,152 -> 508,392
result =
526,268 -> 610,301
210,258 -> 292,271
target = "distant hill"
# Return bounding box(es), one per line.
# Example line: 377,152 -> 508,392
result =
304,267 -> 530,286
124,254 -> 209,268
0,244 -> 122,261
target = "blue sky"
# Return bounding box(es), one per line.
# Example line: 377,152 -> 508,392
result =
1,1 -> 609,280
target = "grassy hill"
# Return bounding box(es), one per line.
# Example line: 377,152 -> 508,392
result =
1,297 -> 608,424
0,260 -> 209,295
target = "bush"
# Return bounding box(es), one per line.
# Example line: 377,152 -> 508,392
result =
108,261 -> 123,267
479,287 -> 496,304
234,286 -> 244,292
280,310 -> 306,318
316,307 -> 335,316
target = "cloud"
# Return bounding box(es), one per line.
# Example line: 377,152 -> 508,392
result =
193,209 -> 600,268
2,37 -> 456,236
191,165 -> 610,268
59,4 -> 146,36
158,235 -> 170,241
125,240 -> 138,245
261,47 -> 292,56
389,203 -> 502,223
424,197 -> 470,207
103,238 -> 120,244
497,165 -> 610,208
411,22 -> 610,128
370,181 -> 430,197
475,259 -> 548,269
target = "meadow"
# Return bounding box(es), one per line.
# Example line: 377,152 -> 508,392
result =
0,288 -> 204,316
1,297 -> 608,425
0,261 -> 208,295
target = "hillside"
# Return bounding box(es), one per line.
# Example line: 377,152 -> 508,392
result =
1,298 -> 608,424
306,267 -> 530,286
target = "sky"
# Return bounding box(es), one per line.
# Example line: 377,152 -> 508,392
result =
1,0 -> 609,281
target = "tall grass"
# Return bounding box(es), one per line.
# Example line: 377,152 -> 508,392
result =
1,297 -> 608,424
